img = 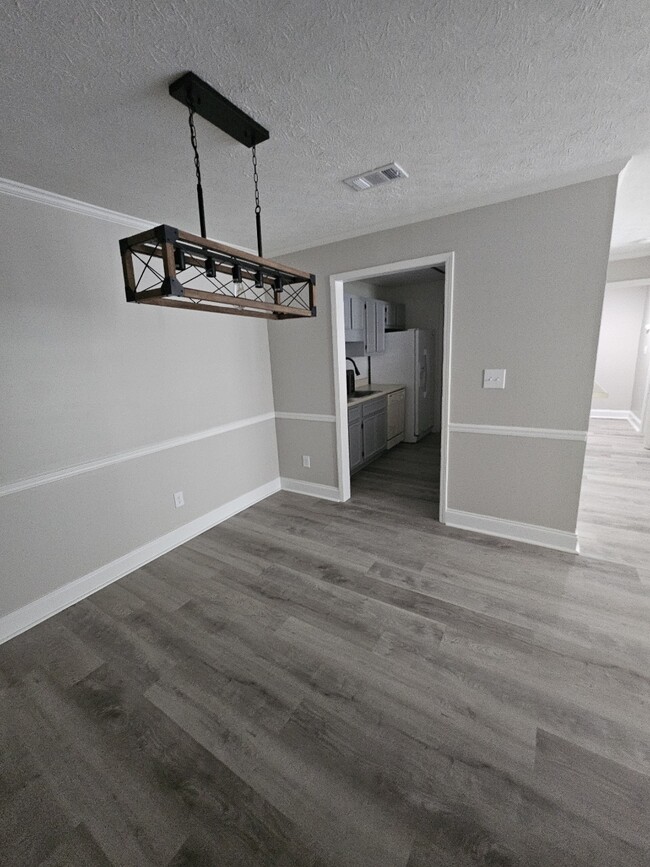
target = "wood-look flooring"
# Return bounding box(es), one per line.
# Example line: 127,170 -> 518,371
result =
1,422 -> 650,866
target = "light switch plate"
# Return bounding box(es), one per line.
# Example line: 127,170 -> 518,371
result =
483,369 -> 506,389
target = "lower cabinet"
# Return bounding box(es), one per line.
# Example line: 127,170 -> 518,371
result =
386,388 -> 405,449
348,397 -> 388,474
348,406 -> 364,473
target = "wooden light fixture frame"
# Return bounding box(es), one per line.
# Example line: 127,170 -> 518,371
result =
121,224 -> 315,319
120,72 -> 316,320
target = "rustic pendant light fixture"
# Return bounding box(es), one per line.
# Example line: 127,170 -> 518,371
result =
119,72 -> 316,320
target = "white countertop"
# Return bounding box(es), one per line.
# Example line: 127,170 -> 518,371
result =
347,383 -> 405,408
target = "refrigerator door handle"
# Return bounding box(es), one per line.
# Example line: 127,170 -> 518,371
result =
422,349 -> 428,396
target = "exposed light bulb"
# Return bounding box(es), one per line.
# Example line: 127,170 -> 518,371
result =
232,264 -> 246,296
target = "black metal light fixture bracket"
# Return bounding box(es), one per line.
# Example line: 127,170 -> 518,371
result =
169,71 -> 269,148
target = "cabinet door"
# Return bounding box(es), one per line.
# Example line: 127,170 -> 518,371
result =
343,294 -> 352,333
363,407 -> 387,460
348,416 -> 364,472
387,389 -> 405,441
363,300 -> 376,354
385,302 -> 405,331
349,295 -> 365,340
374,301 -> 386,353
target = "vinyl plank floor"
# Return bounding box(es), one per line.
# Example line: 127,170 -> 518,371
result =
1,423 -> 649,865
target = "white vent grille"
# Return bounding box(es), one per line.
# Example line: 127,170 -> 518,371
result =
343,162 -> 409,191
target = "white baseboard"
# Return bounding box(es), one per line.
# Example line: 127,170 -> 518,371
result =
590,409 -> 638,428
444,508 -> 579,554
280,477 -> 341,501
0,478 -> 281,646
629,413 -> 642,432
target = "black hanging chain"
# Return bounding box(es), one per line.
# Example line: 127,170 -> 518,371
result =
252,145 -> 263,259
187,102 -> 207,238
252,145 -> 261,215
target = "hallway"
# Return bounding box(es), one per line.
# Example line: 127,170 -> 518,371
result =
578,419 -> 650,575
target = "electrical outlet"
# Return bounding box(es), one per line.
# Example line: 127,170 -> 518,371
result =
173,491 -> 184,508
302,455 -> 311,468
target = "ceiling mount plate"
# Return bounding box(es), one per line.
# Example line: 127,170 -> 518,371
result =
169,71 -> 269,148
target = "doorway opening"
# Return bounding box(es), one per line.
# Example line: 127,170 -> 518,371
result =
330,252 -> 454,522
577,278 -> 650,564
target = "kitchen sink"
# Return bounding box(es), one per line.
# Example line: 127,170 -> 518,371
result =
351,389 -> 381,398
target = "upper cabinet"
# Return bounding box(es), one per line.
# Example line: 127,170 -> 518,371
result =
344,294 -> 366,343
344,293 -> 404,354
384,301 -> 405,332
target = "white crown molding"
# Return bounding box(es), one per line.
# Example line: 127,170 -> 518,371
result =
280,477 -> 341,501
0,177 -> 155,231
0,176 -> 257,252
275,412 -> 336,422
449,423 -> 587,442
445,508 -> 579,554
0,478 -> 282,645
0,412 -> 276,498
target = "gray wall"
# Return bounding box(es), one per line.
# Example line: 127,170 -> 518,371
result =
268,176 -> 617,533
0,195 -> 279,616
592,285 -> 648,412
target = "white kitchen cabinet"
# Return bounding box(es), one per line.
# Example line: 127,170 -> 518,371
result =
374,301 -> 387,353
384,301 -> 405,331
362,299 -> 385,356
348,405 -> 364,472
344,293 -> 365,342
386,388 -> 405,449
344,294 -> 403,355
347,396 -> 387,474
362,396 -> 387,461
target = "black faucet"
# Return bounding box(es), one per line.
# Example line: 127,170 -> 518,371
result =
345,357 -> 360,397
346,357 -> 360,375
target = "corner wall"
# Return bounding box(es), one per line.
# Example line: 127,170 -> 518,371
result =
268,176 -> 618,549
0,191 -> 280,639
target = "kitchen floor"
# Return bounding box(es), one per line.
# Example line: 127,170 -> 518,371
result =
1,423 -> 649,866
351,432 -> 441,519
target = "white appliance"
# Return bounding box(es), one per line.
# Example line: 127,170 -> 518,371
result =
370,328 -> 436,442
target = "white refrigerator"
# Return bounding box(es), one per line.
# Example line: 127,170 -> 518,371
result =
371,328 -> 436,442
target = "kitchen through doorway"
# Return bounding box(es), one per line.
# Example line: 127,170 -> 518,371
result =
330,252 -> 453,522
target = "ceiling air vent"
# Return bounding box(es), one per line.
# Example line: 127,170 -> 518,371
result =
343,162 -> 409,191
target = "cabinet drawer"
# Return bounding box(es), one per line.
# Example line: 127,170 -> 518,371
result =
347,404 -> 362,423
362,396 -> 386,417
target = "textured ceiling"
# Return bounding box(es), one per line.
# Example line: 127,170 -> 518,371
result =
1,0 -> 649,255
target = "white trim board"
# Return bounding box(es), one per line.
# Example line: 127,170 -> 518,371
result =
0,176 -> 256,251
280,478 -> 341,501
445,509 -> 579,554
275,412 -> 336,423
329,250 -> 454,515
0,412 -> 277,498
0,478 -> 281,646
590,409 -> 639,430
449,423 -> 587,442
0,177 -> 155,231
